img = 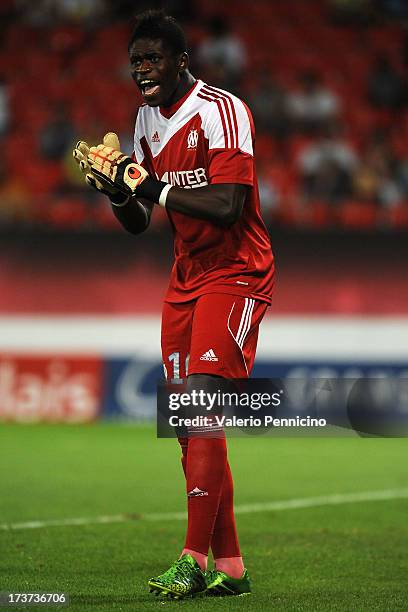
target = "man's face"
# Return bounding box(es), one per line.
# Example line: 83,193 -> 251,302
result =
129,38 -> 184,107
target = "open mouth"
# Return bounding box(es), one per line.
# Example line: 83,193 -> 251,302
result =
139,79 -> 160,98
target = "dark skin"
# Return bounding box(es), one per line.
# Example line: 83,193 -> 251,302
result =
112,38 -> 248,234
116,40 -> 247,567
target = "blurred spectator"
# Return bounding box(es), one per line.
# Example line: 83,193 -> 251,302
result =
0,0 -> 15,32
329,0 -> 374,25
0,162 -> 31,226
2,0 -> 407,232
256,160 -> 280,218
56,0 -> 106,24
376,0 -> 408,19
353,136 -> 403,206
110,0 -> 151,21
15,0 -> 57,26
397,157 -> 408,199
287,71 -> 340,135
247,74 -> 289,140
403,26 -> 408,69
298,122 -> 357,204
197,15 -> 247,92
368,55 -> 404,110
0,76 -> 9,137
16,0 -> 106,26
39,106 -> 75,161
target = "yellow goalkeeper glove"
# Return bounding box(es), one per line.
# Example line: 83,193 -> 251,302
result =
86,138 -> 170,205
74,132 -> 171,206
73,133 -> 130,205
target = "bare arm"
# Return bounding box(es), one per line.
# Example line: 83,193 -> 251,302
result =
165,183 -> 248,227
111,183 -> 248,233
111,197 -> 154,235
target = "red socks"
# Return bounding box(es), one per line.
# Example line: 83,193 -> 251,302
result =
179,437 -> 188,477
184,437 -> 227,555
211,462 -> 241,559
177,437 -> 241,561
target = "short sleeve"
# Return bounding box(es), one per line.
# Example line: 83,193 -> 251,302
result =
202,92 -> 254,186
133,107 -> 145,165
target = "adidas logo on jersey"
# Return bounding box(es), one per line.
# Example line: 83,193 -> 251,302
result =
152,131 -> 160,142
200,349 -> 218,362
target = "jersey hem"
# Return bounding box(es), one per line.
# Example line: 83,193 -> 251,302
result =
164,287 -> 272,305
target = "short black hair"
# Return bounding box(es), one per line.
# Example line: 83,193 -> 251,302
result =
128,9 -> 187,55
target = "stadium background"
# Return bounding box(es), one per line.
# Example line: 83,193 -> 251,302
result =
1,2 -> 408,610
0,0 -> 407,421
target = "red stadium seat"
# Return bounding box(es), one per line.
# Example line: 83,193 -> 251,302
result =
2,1 -> 405,233
12,162 -> 64,196
302,201 -> 332,228
385,203 -> 408,229
337,201 -> 378,229
43,197 -> 88,228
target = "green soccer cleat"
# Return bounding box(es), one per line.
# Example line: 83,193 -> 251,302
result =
148,553 -> 207,599
205,568 -> 252,596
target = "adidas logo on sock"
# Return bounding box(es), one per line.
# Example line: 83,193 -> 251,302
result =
152,131 -> 160,142
188,486 -> 209,497
199,349 -> 218,362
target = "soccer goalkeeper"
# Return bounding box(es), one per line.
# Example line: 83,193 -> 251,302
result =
73,9 -> 274,599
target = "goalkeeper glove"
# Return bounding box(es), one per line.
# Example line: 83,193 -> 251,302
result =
86,141 -> 171,206
73,133 -> 129,206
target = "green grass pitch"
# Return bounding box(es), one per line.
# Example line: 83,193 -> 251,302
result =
0,424 -> 407,611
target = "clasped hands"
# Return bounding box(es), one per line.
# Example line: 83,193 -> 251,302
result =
73,132 -> 148,203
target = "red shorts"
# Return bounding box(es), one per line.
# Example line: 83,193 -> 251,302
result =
161,293 -> 268,379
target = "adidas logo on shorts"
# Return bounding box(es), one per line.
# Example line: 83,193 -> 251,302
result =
200,349 -> 219,362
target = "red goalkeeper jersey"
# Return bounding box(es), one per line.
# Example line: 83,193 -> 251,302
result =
133,80 -> 275,304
